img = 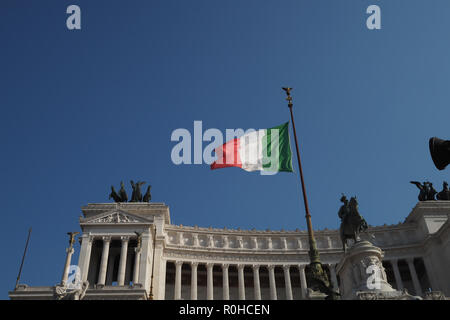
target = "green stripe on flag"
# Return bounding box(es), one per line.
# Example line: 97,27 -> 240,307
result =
262,122 -> 293,172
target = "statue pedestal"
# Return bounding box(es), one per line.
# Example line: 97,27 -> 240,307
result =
305,288 -> 327,300
336,241 -> 419,300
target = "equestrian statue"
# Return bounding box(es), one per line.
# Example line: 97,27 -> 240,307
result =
338,195 -> 369,252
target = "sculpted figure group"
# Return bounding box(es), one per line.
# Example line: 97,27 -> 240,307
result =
109,180 -> 151,203
410,181 -> 450,201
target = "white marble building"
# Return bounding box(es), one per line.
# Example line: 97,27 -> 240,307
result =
9,201 -> 450,300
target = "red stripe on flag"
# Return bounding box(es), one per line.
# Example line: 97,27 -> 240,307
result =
210,138 -> 242,170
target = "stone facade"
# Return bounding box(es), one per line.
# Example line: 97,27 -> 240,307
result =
9,201 -> 450,300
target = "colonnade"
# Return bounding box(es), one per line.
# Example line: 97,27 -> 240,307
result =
387,258 -> 425,296
79,235 -> 142,286
78,235 -> 429,298
169,261 -> 340,300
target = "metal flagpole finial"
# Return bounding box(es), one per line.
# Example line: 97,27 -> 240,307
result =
282,87 -> 293,107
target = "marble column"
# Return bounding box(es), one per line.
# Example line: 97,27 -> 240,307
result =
237,264 -> 245,300
174,261 -> 183,300
283,265 -> 293,300
298,264 -> 308,299
222,264 -> 230,300
268,265 -> 277,300
78,233 -> 93,283
206,263 -> 214,300
252,265 -> 261,300
133,247 -> 141,285
190,262 -> 198,300
61,246 -> 75,286
137,232 -> 152,289
97,236 -> 111,286
407,258 -> 422,296
390,259 -> 403,291
329,264 -> 339,292
117,236 -> 129,286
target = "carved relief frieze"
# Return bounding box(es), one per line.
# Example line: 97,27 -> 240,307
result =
80,207 -> 158,226
90,212 -> 140,224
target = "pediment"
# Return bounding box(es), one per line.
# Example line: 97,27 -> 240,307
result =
80,209 -> 152,225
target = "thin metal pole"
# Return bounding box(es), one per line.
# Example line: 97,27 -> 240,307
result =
15,227 -> 32,289
282,87 -> 335,299
149,224 -> 157,300
282,88 -> 320,263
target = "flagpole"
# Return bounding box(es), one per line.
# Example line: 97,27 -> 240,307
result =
148,224 -> 156,300
282,88 -> 335,298
15,227 -> 32,289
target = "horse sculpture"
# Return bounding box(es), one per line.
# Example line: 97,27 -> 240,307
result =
410,181 -> 437,201
339,195 -> 368,252
437,181 -> 450,200
109,180 -> 151,203
130,180 -> 146,202
119,181 -> 128,202
143,185 -> 152,202
109,186 -> 122,203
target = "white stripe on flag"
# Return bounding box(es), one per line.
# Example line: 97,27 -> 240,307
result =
239,129 -> 265,171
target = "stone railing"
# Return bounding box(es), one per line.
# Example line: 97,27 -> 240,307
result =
165,225 -> 341,251
164,221 -> 422,252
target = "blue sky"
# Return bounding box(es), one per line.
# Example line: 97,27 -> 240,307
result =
1,0 -> 450,298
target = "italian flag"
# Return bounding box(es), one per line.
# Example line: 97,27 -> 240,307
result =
210,122 -> 293,173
